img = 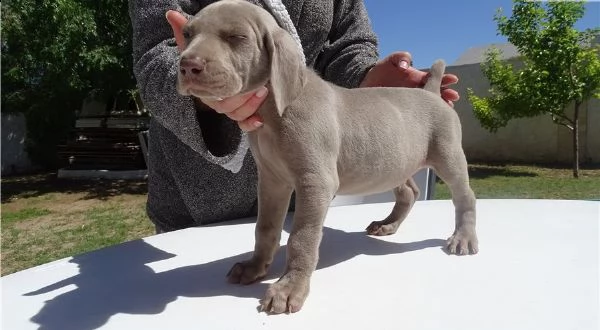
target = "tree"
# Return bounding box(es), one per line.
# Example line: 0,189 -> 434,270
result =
1,0 -> 136,168
468,0 -> 600,178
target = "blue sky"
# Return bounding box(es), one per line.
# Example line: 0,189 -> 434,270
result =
363,0 -> 600,69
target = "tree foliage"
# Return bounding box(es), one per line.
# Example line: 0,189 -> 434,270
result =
468,0 -> 600,177
1,0 -> 136,168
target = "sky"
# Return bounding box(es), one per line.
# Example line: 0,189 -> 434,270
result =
363,0 -> 600,69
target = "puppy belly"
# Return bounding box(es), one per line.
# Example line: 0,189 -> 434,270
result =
336,167 -> 422,196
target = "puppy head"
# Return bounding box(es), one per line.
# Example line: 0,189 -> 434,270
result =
177,0 -> 305,115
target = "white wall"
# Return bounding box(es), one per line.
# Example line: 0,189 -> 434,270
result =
447,63 -> 599,164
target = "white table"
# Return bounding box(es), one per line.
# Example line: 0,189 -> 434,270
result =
2,199 -> 598,330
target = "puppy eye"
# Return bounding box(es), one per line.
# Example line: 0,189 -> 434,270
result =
227,35 -> 247,42
182,31 -> 191,39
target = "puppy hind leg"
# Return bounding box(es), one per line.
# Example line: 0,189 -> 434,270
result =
432,150 -> 478,255
366,178 -> 419,236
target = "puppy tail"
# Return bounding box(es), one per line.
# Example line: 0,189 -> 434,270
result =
423,59 -> 445,96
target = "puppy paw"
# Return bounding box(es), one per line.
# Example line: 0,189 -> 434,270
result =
446,230 -> 478,255
227,259 -> 269,285
366,220 -> 399,236
260,272 -> 310,314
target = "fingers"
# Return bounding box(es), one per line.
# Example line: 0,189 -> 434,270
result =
231,87 -> 268,131
225,88 -> 268,121
441,73 -> 459,87
204,87 -> 267,114
238,115 -> 265,132
201,87 -> 268,132
386,51 -> 413,70
441,87 -> 459,105
202,92 -> 254,114
441,73 -> 459,106
422,71 -> 459,105
166,10 -> 188,52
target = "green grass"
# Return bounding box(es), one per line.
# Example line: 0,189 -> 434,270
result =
1,207 -> 52,225
1,175 -> 153,275
434,164 -> 600,200
1,202 -> 153,275
1,164 -> 599,276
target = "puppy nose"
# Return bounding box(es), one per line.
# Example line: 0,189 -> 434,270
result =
179,56 -> 206,76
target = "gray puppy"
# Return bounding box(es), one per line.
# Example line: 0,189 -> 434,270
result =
176,0 -> 478,314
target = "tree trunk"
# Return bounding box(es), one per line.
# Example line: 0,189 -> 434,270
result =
573,101 -> 580,178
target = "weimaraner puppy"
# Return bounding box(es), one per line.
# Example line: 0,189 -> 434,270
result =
176,0 -> 478,314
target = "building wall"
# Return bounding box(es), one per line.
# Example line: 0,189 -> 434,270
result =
446,63 -> 599,164
585,97 -> 600,163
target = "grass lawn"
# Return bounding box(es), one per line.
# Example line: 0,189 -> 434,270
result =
1,174 -> 154,276
434,164 -> 600,200
1,163 -> 599,275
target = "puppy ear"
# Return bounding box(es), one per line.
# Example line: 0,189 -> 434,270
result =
265,28 -> 305,116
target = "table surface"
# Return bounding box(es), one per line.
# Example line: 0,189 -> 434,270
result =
2,199 -> 598,330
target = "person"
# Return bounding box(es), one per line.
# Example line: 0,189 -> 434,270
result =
129,0 -> 460,233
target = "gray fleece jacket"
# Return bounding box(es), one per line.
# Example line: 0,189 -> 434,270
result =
129,0 -> 379,231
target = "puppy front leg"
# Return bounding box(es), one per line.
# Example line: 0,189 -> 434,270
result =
260,179 -> 336,314
227,171 -> 293,285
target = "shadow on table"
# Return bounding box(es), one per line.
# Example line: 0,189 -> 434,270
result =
24,225 -> 444,330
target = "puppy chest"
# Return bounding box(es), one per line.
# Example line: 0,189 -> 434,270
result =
249,131 -> 292,173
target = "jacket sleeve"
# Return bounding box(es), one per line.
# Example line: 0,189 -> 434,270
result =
129,0 -> 249,173
315,0 -> 379,89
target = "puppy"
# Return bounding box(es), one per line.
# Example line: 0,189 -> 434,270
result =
177,0 -> 478,314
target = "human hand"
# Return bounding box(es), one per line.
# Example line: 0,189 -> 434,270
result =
166,10 -> 266,131
359,51 -> 459,107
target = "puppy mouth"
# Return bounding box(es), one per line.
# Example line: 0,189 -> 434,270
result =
178,78 -> 233,99
189,87 -> 229,100
177,69 -> 242,99
184,82 -> 225,96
